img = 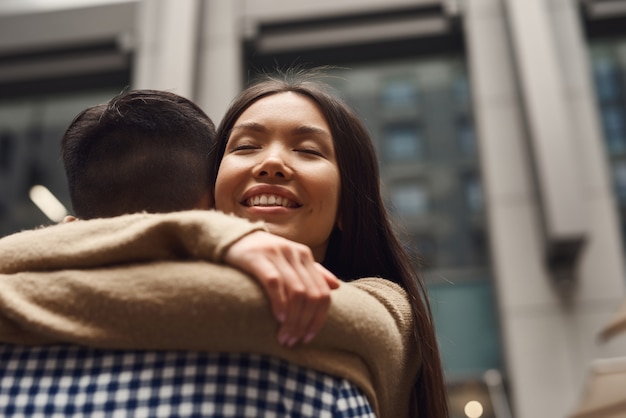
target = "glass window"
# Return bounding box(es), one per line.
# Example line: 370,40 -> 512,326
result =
453,72 -> 470,106
593,52 -> 621,101
383,123 -> 423,162
428,280 -> 502,375
589,37 -> 626,259
613,160 -> 626,203
457,118 -> 476,157
390,181 -> 429,216
379,77 -> 419,109
602,105 -> 626,154
464,173 -> 484,214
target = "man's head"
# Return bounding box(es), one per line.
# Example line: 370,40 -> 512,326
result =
61,89 -> 215,219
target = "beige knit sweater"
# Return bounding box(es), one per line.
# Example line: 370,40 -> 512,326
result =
0,210 -> 420,418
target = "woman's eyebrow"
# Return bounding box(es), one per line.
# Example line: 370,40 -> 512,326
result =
231,122 -> 266,133
231,122 -> 330,138
291,125 -> 331,138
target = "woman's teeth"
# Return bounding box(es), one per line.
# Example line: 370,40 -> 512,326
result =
247,194 -> 296,208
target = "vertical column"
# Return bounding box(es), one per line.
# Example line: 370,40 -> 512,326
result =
464,1 -> 569,415
132,0 -> 201,99
547,0 -> 626,409
504,0 -> 588,280
195,0 -> 243,122
464,0 -> 626,417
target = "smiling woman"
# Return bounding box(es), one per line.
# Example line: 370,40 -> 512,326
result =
215,91 -> 341,262
210,69 -> 449,418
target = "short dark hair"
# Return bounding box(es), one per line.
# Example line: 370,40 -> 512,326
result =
61,89 -> 215,219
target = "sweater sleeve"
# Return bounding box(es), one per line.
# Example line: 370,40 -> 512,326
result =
0,210 -> 267,274
0,265 -> 418,418
349,278 -> 416,340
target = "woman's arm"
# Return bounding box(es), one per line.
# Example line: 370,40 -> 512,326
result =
0,210 -> 266,274
0,210 -> 338,346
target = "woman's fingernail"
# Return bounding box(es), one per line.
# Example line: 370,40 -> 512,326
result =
279,333 -> 289,346
277,312 -> 286,323
287,337 -> 299,347
303,332 -> 315,344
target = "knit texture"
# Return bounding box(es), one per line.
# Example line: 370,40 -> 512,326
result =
0,210 -> 420,418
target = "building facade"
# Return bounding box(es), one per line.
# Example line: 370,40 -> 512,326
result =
1,0 -> 626,417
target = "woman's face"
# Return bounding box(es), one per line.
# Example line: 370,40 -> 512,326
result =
215,92 -> 341,261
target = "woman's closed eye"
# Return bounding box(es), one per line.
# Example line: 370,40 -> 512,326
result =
295,148 -> 325,157
229,143 -> 260,153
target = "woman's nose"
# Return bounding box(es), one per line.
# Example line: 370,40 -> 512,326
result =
253,151 -> 293,179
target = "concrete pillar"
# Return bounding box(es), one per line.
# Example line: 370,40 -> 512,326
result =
463,0 -> 626,416
132,0 -> 201,99
196,0 -> 242,123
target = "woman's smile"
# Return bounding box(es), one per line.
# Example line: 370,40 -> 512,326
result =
241,185 -> 302,209
244,194 -> 298,208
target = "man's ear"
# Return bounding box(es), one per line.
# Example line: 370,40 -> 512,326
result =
62,215 -> 78,223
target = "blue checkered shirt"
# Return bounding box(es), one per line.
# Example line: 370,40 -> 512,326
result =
0,345 -> 376,417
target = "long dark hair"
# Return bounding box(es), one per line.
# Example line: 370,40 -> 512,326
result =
210,70 -> 448,418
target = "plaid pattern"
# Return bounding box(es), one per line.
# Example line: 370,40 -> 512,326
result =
0,345 -> 375,417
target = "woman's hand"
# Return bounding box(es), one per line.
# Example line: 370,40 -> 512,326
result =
223,230 -> 340,347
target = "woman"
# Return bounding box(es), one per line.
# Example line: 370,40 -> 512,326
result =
209,70 -> 449,418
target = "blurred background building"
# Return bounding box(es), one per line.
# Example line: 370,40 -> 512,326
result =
1,0 -> 626,417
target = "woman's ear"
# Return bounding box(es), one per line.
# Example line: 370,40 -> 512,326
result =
62,215 -> 78,223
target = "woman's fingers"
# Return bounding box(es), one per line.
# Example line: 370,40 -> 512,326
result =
223,231 -> 336,346
296,258 -> 332,344
315,262 -> 340,289
245,257 -> 288,323
276,252 -> 331,347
